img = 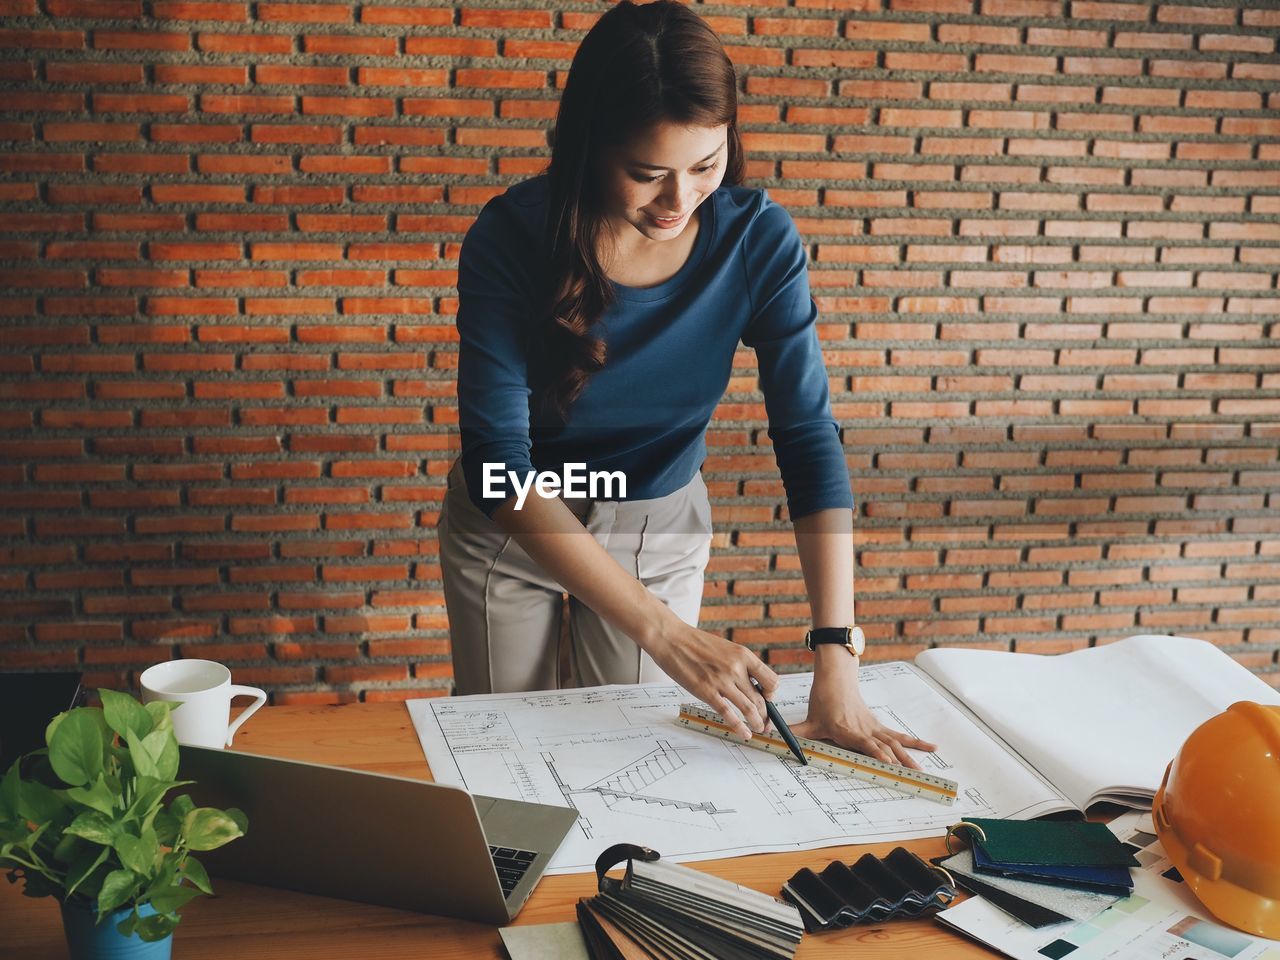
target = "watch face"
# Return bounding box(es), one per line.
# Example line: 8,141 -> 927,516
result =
848,627 -> 866,656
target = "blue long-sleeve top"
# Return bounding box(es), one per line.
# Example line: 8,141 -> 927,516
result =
454,174 -> 854,521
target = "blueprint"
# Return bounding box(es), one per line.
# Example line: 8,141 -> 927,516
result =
406,663 -> 1073,874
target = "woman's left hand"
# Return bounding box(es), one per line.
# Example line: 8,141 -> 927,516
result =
790,655 -> 937,769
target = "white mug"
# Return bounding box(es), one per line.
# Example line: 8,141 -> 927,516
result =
139,659 -> 267,749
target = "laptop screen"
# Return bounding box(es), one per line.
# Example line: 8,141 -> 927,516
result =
0,672 -> 84,771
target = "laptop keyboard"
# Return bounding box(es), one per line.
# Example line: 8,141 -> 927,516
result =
489,845 -> 539,899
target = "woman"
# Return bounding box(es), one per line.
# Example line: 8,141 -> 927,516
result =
439,0 -> 935,768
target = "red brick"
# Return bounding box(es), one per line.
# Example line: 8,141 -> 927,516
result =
359,5 -> 450,26
258,2 -> 347,23
324,664 -> 409,684
274,691 -> 360,705
149,1 -> 244,20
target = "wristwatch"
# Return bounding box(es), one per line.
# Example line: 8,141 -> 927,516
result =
804,626 -> 865,658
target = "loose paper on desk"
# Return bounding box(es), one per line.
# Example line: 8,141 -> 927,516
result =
498,922 -> 591,960
407,663 -> 1071,875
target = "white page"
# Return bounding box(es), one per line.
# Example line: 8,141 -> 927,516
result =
915,634 -> 1280,811
498,923 -> 591,960
406,663 -> 1069,874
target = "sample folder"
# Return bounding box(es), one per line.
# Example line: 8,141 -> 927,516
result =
950,818 -> 1138,895
578,844 -> 805,960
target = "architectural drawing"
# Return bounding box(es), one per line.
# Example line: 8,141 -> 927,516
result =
540,740 -> 734,839
407,664 -> 1076,874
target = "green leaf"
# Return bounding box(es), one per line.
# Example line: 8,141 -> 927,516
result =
18,780 -> 68,825
27,820 -> 52,848
181,856 -> 212,895
44,711 -> 68,750
149,883 -> 202,914
152,810 -> 180,847
226,808 -> 248,835
99,689 -> 153,742
140,824 -> 159,859
64,810 -> 118,846
97,868 -> 139,915
141,729 -> 179,782
134,911 -> 177,943
143,699 -> 177,730
181,808 -> 244,852
124,730 -> 160,780
113,832 -> 154,875
169,795 -> 195,820
52,831 -> 83,864
64,844 -> 110,899
124,776 -> 173,825
0,837 -> 38,870
63,775 -> 116,816
152,855 -> 178,889
48,710 -> 105,788
0,842 -> 19,871
115,908 -> 139,938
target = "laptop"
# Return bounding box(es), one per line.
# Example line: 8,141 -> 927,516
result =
178,747 -> 578,925
0,671 -> 84,771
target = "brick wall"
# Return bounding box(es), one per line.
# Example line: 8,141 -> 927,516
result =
1,0 -> 1277,703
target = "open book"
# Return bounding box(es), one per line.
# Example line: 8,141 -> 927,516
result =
912,633 -> 1280,813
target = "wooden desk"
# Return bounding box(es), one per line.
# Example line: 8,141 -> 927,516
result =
4,702 -> 997,958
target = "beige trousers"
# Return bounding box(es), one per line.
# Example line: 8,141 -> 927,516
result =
437,458 -> 712,695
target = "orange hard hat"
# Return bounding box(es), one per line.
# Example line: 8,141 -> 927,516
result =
1152,700 -> 1280,939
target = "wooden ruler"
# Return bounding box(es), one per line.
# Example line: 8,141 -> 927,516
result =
675,703 -> 959,806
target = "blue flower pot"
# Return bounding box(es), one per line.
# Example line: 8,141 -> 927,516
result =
60,899 -> 174,960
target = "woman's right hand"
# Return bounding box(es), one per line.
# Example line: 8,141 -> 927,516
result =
641,617 -> 780,741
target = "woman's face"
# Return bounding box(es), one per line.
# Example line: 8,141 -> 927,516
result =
596,121 -> 729,246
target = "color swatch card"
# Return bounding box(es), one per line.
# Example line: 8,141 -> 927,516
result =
938,849 -> 1122,927
971,842 -> 1133,896
960,818 -> 1141,870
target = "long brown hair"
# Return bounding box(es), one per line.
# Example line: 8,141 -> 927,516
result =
533,0 -> 746,425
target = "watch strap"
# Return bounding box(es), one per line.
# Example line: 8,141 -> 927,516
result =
806,627 -> 854,649
805,626 -> 864,655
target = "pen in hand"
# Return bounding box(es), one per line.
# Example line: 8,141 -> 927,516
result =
749,677 -> 808,766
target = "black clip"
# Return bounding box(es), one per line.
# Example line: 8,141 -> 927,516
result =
594,843 -> 661,893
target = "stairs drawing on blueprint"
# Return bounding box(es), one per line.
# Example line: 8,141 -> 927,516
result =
543,740 -> 735,839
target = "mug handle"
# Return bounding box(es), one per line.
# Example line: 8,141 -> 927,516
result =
225,685 -> 268,747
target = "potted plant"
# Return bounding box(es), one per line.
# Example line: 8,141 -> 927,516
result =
0,688 -> 248,959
